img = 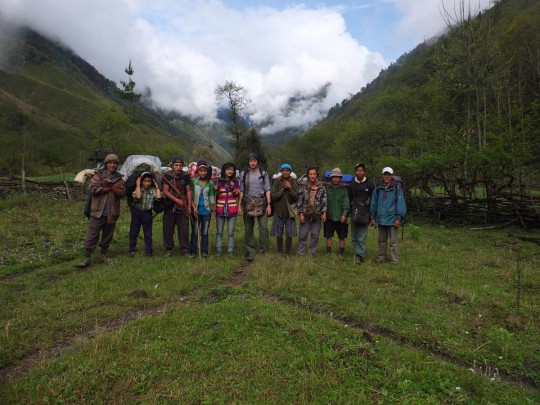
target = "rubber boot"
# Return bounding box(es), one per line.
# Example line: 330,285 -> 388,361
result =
285,237 -> 292,255
76,253 -> 91,268
277,236 -> 283,254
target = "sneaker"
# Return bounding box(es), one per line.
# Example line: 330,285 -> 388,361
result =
201,252 -> 208,258
75,257 -> 91,268
189,252 -> 197,259
355,255 -> 364,264
183,252 -> 192,258
101,254 -> 113,264
129,251 -> 136,257
164,250 -> 172,257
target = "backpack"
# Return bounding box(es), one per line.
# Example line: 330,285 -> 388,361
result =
376,175 -> 406,225
241,166 -> 273,217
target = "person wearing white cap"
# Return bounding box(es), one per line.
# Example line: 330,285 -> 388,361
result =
369,167 -> 407,264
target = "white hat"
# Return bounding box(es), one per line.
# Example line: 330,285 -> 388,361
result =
382,167 -> 393,174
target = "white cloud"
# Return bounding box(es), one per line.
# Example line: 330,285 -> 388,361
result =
393,0 -> 493,42
0,0 -> 385,134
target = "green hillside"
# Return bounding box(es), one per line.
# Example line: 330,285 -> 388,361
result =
276,0 -> 540,197
0,26 -> 231,175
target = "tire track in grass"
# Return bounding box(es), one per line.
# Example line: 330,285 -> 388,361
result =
259,291 -> 539,391
0,260 -> 254,383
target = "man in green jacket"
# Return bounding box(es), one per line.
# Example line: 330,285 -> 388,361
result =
324,168 -> 350,260
270,163 -> 299,255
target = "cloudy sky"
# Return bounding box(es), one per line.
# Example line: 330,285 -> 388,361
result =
0,0 -> 492,134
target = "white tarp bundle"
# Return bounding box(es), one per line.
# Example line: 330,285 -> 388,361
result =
119,155 -> 162,180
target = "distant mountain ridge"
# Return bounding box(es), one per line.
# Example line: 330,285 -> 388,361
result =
0,23 -> 231,175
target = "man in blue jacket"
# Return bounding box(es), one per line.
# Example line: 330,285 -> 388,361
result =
370,167 -> 406,264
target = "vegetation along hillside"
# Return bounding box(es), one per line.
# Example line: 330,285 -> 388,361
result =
0,23 -> 231,176
275,0 -> 540,199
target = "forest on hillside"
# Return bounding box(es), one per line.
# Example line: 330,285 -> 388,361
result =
274,0 -> 540,201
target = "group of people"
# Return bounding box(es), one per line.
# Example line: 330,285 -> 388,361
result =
76,152 -> 406,268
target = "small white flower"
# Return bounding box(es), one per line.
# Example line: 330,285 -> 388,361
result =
455,387 -> 461,391
465,331 -> 469,334
498,356 -> 503,360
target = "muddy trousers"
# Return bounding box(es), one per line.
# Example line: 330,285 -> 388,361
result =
84,216 -> 117,256
377,225 -> 399,263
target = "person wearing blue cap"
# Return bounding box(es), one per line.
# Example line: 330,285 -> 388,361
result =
270,163 -> 299,255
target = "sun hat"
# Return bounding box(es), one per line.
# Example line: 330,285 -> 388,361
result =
382,167 -> 393,175
330,167 -> 343,178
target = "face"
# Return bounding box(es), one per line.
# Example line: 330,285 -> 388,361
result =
172,162 -> 183,174
198,167 -> 208,178
331,176 -> 341,185
106,161 -> 118,173
225,167 -> 234,177
142,177 -> 152,189
307,169 -> 318,182
355,166 -> 365,179
248,159 -> 258,169
281,169 -> 291,178
382,173 -> 392,184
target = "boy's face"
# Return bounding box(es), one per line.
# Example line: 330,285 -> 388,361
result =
355,166 -> 365,179
307,169 -> 318,182
382,173 -> 392,184
281,169 -> 291,179
225,167 -> 234,178
172,162 -> 183,174
142,177 -> 152,189
331,176 -> 341,185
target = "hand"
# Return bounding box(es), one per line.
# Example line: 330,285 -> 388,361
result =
283,180 -> 291,189
211,211 -> 216,220
321,212 -> 327,223
176,198 -> 184,207
136,177 -> 141,186
299,213 -> 305,224
266,205 -> 272,216
341,215 -> 347,224
370,219 -> 375,226
229,181 -> 235,188
238,206 -> 243,216
394,219 -> 401,228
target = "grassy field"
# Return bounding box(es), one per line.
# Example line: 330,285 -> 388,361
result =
0,194 -> 539,403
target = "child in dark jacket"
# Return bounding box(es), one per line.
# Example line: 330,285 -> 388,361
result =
215,162 -> 240,255
129,172 -> 162,256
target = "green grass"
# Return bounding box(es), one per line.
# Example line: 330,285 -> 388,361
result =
0,195 -> 539,403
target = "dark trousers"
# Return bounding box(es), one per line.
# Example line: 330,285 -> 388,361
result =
163,210 -> 190,253
129,208 -> 154,254
84,216 -> 117,256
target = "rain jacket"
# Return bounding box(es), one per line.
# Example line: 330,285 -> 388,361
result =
370,178 -> 406,226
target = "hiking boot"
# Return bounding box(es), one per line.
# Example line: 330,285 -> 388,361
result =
355,255 -> 364,264
101,254 -> 113,264
75,257 -> 91,269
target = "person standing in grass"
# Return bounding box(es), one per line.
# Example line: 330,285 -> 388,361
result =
349,163 -> 375,264
129,172 -> 162,257
297,167 -> 327,256
162,156 -> 192,257
238,153 -> 272,262
270,163 -> 299,255
76,153 -> 126,268
324,168 -> 350,260
370,167 -> 406,264
215,162 -> 240,256
190,161 -> 215,258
